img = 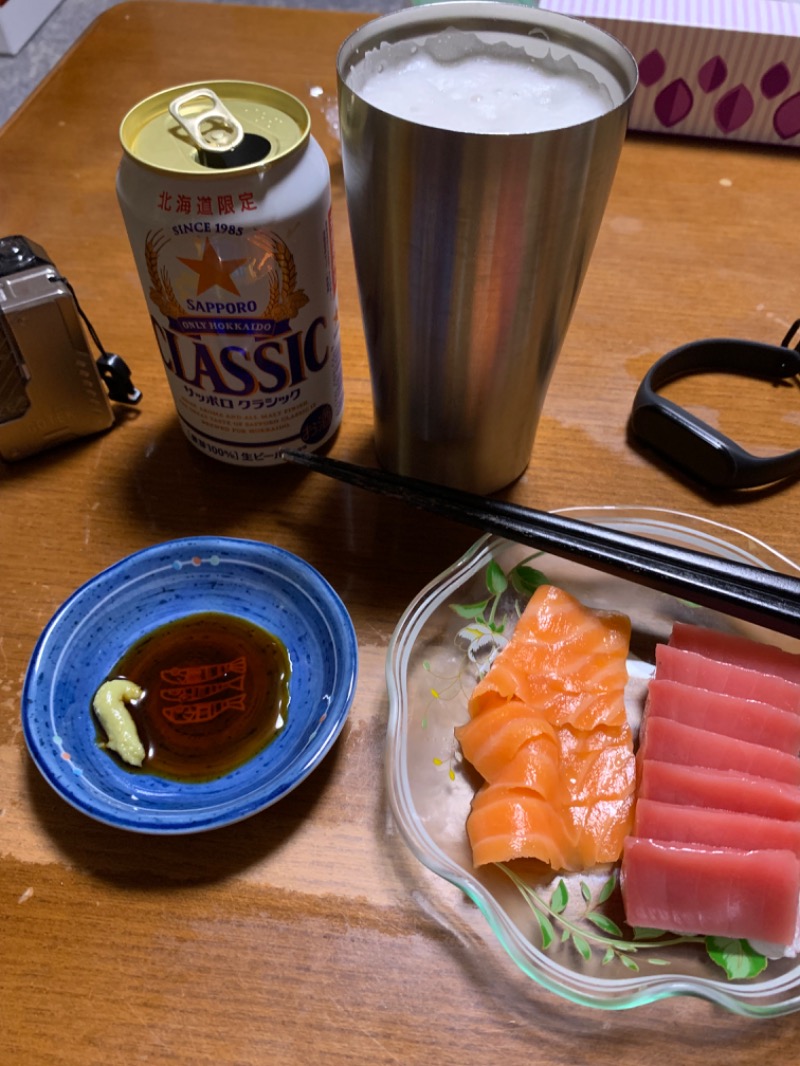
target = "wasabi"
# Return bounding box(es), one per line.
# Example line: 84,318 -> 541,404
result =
92,679 -> 146,767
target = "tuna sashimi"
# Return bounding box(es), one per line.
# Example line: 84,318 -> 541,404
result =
639,759 -> 800,822
633,797 -> 800,858
621,837 -> 800,946
459,584 -> 635,871
670,622 -> 800,684
637,715 -> 800,785
623,620 -> 800,949
655,644 -> 800,714
644,678 -> 800,754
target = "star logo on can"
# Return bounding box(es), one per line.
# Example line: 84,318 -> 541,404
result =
178,238 -> 247,295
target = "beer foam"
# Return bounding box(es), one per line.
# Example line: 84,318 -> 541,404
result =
347,28 -> 619,134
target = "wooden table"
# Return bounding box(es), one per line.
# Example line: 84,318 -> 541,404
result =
2,3 -> 800,1063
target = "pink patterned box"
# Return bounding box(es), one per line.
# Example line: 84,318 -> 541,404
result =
541,0 -> 800,147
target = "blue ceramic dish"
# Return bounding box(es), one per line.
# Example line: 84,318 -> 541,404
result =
22,536 -> 358,833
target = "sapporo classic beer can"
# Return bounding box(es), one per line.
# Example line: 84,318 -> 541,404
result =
117,81 -> 343,466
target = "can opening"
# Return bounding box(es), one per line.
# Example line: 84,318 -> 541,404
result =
197,133 -> 272,169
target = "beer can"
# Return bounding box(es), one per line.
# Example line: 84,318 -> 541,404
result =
117,81 -> 343,466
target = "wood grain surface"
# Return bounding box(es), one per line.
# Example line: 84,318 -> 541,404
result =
2,3 -> 800,1063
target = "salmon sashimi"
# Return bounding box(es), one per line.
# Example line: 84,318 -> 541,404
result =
558,725 -> 636,804
467,784 -> 581,870
633,797 -> 800,859
460,584 -> 634,871
469,589 -> 630,731
669,622 -> 800,684
454,700 -> 558,785
637,715 -> 800,786
644,678 -> 800,754
487,739 -> 563,796
622,838 -> 800,945
654,644 -> 800,714
472,684 -> 626,732
570,794 -> 636,864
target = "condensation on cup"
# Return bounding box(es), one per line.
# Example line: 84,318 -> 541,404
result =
117,81 -> 343,468
337,3 -> 638,493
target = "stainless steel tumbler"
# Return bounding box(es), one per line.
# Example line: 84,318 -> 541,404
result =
337,2 -> 637,493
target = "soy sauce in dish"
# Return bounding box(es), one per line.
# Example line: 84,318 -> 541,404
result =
96,611 -> 290,782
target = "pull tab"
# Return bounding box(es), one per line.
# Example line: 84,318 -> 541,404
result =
168,87 -> 244,154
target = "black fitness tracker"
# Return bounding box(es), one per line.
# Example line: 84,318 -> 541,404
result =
630,325 -> 800,490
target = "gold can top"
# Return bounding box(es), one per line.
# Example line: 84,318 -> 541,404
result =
119,80 -> 311,176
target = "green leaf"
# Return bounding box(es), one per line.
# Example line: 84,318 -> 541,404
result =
550,879 -> 569,914
534,909 -> 555,950
620,954 -> 640,972
602,947 -> 615,965
632,926 -> 666,940
597,872 -> 618,904
580,881 -> 592,904
586,912 -> 624,937
705,937 -> 769,980
485,560 -> 508,596
450,600 -> 489,620
571,933 -> 592,961
510,565 -> 548,595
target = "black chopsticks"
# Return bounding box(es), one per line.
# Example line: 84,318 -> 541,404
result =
281,449 -> 800,640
